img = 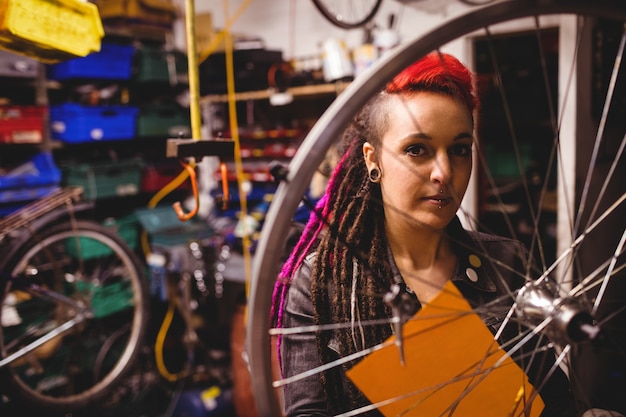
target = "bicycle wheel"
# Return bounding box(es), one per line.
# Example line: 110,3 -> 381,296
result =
0,220 -> 149,413
248,0 -> 626,416
312,0 -> 383,30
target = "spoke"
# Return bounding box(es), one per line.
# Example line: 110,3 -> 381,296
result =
576,26 -> 626,236
272,339 -> 390,388
586,132 -> 626,230
570,248 -> 626,298
592,228 -> 626,315
270,317 -> 395,336
537,192 -> 626,284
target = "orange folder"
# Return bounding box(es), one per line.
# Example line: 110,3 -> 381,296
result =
346,281 -> 544,416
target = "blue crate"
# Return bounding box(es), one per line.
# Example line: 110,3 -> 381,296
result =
0,152 -> 61,190
0,185 -> 60,206
48,43 -> 136,80
0,152 -> 61,207
50,103 -> 139,143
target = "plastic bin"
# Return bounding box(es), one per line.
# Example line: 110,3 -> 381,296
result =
134,46 -> 188,83
0,184 -> 59,207
141,162 -> 190,192
48,43 -> 135,80
50,103 -> 139,143
61,158 -> 144,200
93,0 -> 178,28
0,50 -> 38,78
0,151 -> 61,191
0,0 -> 104,63
136,104 -> 190,138
66,214 -> 139,261
75,280 -> 134,318
483,142 -> 532,179
0,151 -> 61,206
0,105 -> 47,144
135,205 -> 214,247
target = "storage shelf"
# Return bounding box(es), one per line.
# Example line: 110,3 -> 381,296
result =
200,81 -> 349,103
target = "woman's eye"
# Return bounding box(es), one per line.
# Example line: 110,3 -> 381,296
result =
405,144 -> 427,156
450,144 -> 472,157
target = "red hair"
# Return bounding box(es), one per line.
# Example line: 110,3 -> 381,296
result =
386,52 -> 477,116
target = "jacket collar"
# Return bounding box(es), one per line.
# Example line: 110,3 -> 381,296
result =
387,216 -> 497,295
447,216 -> 497,292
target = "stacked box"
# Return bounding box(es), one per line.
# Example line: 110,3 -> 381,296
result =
135,205 -> 214,247
50,103 -> 139,143
134,46 -> 188,83
141,161 -> 190,192
0,106 -> 47,144
0,50 -> 38,78
66,214 -> 139,260
136,103 -> 190,138
61,158 -> 144,200
93,0 -> 177,29
48,43 -> 135,80
0,151 -> 61,205
0,0 -> 103,63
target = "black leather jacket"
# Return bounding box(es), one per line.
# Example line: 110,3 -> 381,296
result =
280,217 -> 576,416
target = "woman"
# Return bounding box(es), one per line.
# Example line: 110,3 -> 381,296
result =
271,52 -> 576,416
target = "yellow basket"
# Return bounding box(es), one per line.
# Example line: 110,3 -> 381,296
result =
0,0 -> 104,63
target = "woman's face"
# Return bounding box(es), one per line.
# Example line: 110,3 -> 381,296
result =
364,91 -> 474,232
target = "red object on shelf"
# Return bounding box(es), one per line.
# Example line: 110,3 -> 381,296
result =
0,106 -> 47,144
141,162 -> 191,192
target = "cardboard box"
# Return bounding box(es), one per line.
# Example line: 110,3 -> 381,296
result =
94,0 -> 178,28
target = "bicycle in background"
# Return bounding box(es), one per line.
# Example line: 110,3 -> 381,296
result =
0,186 -> 149,413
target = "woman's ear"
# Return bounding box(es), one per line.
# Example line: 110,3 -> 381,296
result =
363,141 -> 377,171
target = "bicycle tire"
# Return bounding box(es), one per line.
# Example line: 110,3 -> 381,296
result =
248,0 -> 626,416
0,220 -> 149,413
312,0 -> 383,30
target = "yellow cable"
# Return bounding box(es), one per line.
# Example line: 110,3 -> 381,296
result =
153,0 -> 201,381
222,0 -> 252,309
154,301 -> 188,382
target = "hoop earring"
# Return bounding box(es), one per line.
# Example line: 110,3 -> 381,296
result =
369,168 -> 381,183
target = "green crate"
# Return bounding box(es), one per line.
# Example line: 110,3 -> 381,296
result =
483,143 -> 532,179
134,46 -> 188,83
136,104 -> 190,138
65,214 -> 139,259
61,158 -> 144,200
107,214 -> 140,250
76,280 -> 134,318
135,205 -> 214,247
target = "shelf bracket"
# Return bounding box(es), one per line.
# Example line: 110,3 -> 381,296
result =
166,138 -> 236,160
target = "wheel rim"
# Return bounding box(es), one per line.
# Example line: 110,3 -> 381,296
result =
248,1 -> 626,416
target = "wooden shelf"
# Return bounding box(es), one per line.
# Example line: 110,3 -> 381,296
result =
200,81 -> 350,104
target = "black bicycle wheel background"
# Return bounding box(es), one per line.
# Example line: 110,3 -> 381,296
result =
247,1 -> 626,416
312,0 -> 383,29
0,220 -> 149,413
